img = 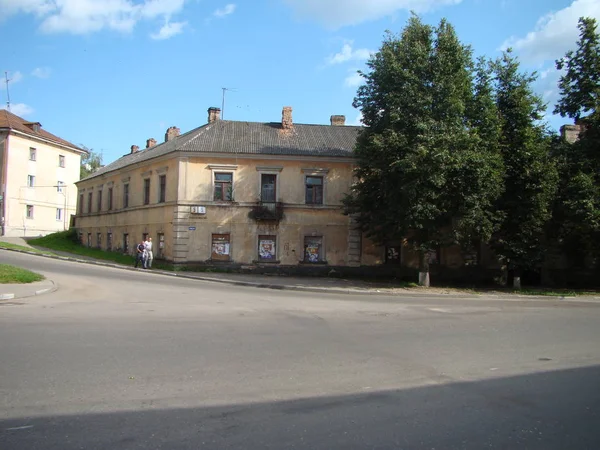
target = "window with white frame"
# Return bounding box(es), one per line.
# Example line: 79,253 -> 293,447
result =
56,208 -> 63,221
59,155 -> 65,168
57,181 -> 64,193
26,205 -> 34,219
29,147 -> 36,161
27,175 -> 35,187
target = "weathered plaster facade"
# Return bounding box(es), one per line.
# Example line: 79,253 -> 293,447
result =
0,110 -> 86,237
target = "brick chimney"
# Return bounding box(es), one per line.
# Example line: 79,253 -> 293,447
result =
165,126 -> 180,142
130,145 -> 139,154
282,106 -> 293,129
146,138 -> 157,149
330,115 -> 346,126
208,107 -> 221,124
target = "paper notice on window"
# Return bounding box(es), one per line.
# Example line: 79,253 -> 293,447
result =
213,243 -> 230,256
259,240 -> 275,259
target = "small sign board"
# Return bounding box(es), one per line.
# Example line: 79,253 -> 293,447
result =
188,226 -> 196,231
190,206 -> 206,214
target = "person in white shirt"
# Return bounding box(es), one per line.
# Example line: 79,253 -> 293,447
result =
144,237 -> 153,268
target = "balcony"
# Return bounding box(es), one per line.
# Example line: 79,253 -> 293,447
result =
248,201 -> 284,221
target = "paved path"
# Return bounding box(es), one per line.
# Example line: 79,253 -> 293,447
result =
2,236 -> 600,302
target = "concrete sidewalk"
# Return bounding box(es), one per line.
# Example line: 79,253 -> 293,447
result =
2,237 -> 600,302
0,280 -> 57,300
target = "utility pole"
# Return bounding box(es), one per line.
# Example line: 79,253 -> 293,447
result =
5,72 -> 11,111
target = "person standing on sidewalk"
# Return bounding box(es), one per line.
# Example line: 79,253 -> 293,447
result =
144,237 -> 153,268
135,241 -> 146,268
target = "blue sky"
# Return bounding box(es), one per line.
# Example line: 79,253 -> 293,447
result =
1,0 -> 599,165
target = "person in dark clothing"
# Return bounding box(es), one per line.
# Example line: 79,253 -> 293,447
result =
135,241 -> 146,268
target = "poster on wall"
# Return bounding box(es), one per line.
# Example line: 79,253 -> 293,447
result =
259,238 -> 276,260
305,238 -> 321,262
213,242 -> 230,256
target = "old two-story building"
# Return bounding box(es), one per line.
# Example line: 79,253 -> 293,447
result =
0,109 -> 87,237
74,107 -> 378,267
75,106 -> 495,278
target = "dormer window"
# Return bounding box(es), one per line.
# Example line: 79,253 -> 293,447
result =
24,122 -> 42,132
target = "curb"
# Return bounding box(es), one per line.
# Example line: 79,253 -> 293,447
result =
2,245 -> 600,303
0,280 -> 57,301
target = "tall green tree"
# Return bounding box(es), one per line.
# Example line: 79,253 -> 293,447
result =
345,16 -> 503,286
491,50 -> 558,288
80,147 -> 103,180
555,17 -> 600,121
552,17 -> 600,268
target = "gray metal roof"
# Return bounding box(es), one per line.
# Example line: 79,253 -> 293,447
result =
82,120 -> 361,181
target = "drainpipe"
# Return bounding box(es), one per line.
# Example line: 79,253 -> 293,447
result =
1,132 -> 8,236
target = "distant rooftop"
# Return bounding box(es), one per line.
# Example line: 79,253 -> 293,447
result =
82,108 -> 361,182
0,109 -> 85,152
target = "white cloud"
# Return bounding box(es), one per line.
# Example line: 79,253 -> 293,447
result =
283,0 -> 462,28
327,42 -> 373,65
213,4 -> 236,18
352,112 -> 364,126
31,67 -> 51,78
141,0 -> 185,19
10,103 -> 34,117
344,70 -> 363,88
0,0 -> 54,17
500,0 -> 600,63
151,20 -> 186,40
0,0 -> 188,36
8,71 -> 23,83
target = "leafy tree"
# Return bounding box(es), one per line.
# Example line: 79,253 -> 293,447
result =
490,50 -> 558,288
552,17 -> 600,269
345,15 -> 503,286
80,146 -> 103,180
555,17 -> 600,121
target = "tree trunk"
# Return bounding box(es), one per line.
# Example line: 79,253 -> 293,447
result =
418,250 -> 430,287
513,274 -> 521,289
511,267 -> 522,289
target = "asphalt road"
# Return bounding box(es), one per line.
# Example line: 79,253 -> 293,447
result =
1,251 -> 600,449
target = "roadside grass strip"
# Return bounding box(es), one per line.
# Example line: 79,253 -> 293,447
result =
0,264 -> 45,284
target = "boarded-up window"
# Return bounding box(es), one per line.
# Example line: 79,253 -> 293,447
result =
211,234 -> 231,261
304,236 -> 323,263
258,235 -> 276,261
385,246 -> 401,264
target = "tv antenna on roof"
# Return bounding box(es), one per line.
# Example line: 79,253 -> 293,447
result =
221,87 -> 237,119
4,72 -> 11,112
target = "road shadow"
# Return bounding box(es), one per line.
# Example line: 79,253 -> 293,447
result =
1,365 -> 599,449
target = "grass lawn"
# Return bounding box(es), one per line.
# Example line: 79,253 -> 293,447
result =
0,264 -> 45,284
29,231 -> 138,266
0,241 -> 55,255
